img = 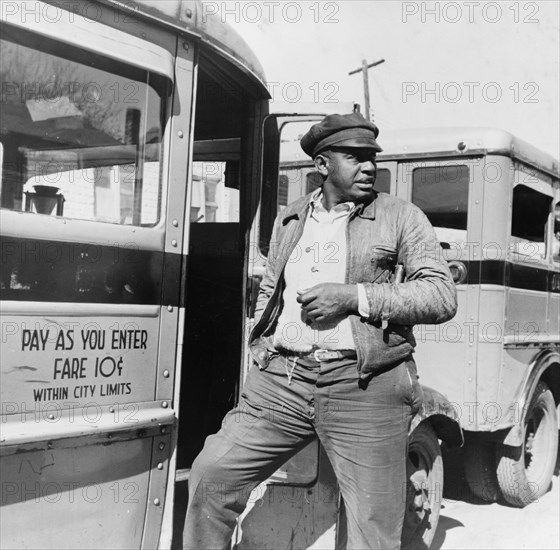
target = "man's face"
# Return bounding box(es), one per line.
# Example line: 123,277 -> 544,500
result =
319,147 -> 378,204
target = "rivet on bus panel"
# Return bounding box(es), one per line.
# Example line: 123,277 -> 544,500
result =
178,130 -> 184,138
157,463 -> 164,470
48,414 -> 55,420
162,401 -> 169,408
154,498 -> 161,506
163,370 -> 170,378
161,426 -> 167,434
172,219 -> 179,227
167,305 -> 173,312
172,239 -> 178,247
109,407 -> 115,413
159,442 -> 166,450
185,9 -> 193,19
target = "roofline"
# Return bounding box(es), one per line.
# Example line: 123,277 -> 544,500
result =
376,127 -> 559,178
280,127 -> 559,178
100,0 -> 269,98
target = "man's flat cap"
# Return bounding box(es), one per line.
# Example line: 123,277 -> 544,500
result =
300,112 -> 382,158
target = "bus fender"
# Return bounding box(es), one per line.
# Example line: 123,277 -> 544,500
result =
410,385 -> 464,448
503,349 -> 560,447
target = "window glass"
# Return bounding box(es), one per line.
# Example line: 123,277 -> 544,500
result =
553,202 -> 560,261
190,161 -> 239,223
511,184 -> 552,250
0,27 -> 169,226
411,165 -> 469,230
375,168 -> 391,194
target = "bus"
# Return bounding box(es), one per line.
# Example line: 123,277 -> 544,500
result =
0,2 -> 461,549
268,121 -> 560,509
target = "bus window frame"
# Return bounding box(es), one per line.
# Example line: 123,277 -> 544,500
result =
509,163 -> 555,265
397,157 -> 483,253
0,7 -> 175,246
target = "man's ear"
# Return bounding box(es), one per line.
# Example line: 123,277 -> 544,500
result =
314,153 -> 329,176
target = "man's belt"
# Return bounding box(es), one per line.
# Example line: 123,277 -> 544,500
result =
279,349 -> 357,362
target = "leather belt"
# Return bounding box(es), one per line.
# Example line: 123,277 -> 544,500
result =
279,349 -> 357,362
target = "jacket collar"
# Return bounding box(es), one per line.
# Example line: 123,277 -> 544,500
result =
280,189 -> 378,225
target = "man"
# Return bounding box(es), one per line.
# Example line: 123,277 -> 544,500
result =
184,113 -> 457,549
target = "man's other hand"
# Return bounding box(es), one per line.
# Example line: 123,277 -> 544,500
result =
297,283 -> 359,323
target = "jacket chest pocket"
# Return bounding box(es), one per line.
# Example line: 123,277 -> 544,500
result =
367,244 -> 397,283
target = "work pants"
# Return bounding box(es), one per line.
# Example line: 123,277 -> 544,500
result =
184,353 -> 421,550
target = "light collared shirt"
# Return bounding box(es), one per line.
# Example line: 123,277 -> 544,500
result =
273,190 -> 369,352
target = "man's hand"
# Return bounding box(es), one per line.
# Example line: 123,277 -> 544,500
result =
297,283 -> 359,323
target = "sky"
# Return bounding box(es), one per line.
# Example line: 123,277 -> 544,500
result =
217,0 -> 560,158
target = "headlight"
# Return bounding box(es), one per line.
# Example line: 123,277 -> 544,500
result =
448,261 -> 467,284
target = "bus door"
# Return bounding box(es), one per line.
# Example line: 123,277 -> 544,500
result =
172,39 -> 271,546
398,157 -> 486,417
0,4 -> 187,548
551,199 -> 560,344
506,164 -> 556,345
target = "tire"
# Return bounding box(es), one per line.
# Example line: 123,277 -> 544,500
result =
496,380 -> 559,507
401,422 -> 443,550
463,438 -> 500,502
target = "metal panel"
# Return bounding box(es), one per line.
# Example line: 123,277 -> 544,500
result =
141,433 -> 172,549
0,438 -> 152,549
153,37 -> 196,549
1,309 -> 160,413
1,1 -> 174,78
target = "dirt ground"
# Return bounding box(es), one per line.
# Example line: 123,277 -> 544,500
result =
435,446 -> 560,550
172,445 -> 560,550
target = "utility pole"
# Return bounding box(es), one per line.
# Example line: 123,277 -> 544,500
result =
349,58 -> 385,121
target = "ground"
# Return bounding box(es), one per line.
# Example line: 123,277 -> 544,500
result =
172,445 -> 560,550
435,445 -> 560,550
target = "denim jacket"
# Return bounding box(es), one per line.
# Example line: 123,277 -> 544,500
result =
249,191 -> 458,380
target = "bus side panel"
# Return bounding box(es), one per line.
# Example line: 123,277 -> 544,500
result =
1,440 -> 151,549
413,286 -> 470,421
474,286 -> 508,429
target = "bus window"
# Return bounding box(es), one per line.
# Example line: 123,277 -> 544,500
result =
411,164 -> 469,241
554,203 -> 560,262
190,161 -> 240,223
375,167 -> 391,194
511,184 -> 552,258
277,165 -> 322,211
0,26 -> 168,226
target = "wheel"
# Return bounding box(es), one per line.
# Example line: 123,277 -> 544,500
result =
463,438 -> 500,502
496,380 -> 559,507
401,422 -> 443,550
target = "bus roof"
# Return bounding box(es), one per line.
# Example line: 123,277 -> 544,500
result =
104,0 -> 269,97
280,126 -> 559,178
377,127 -> 559,178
